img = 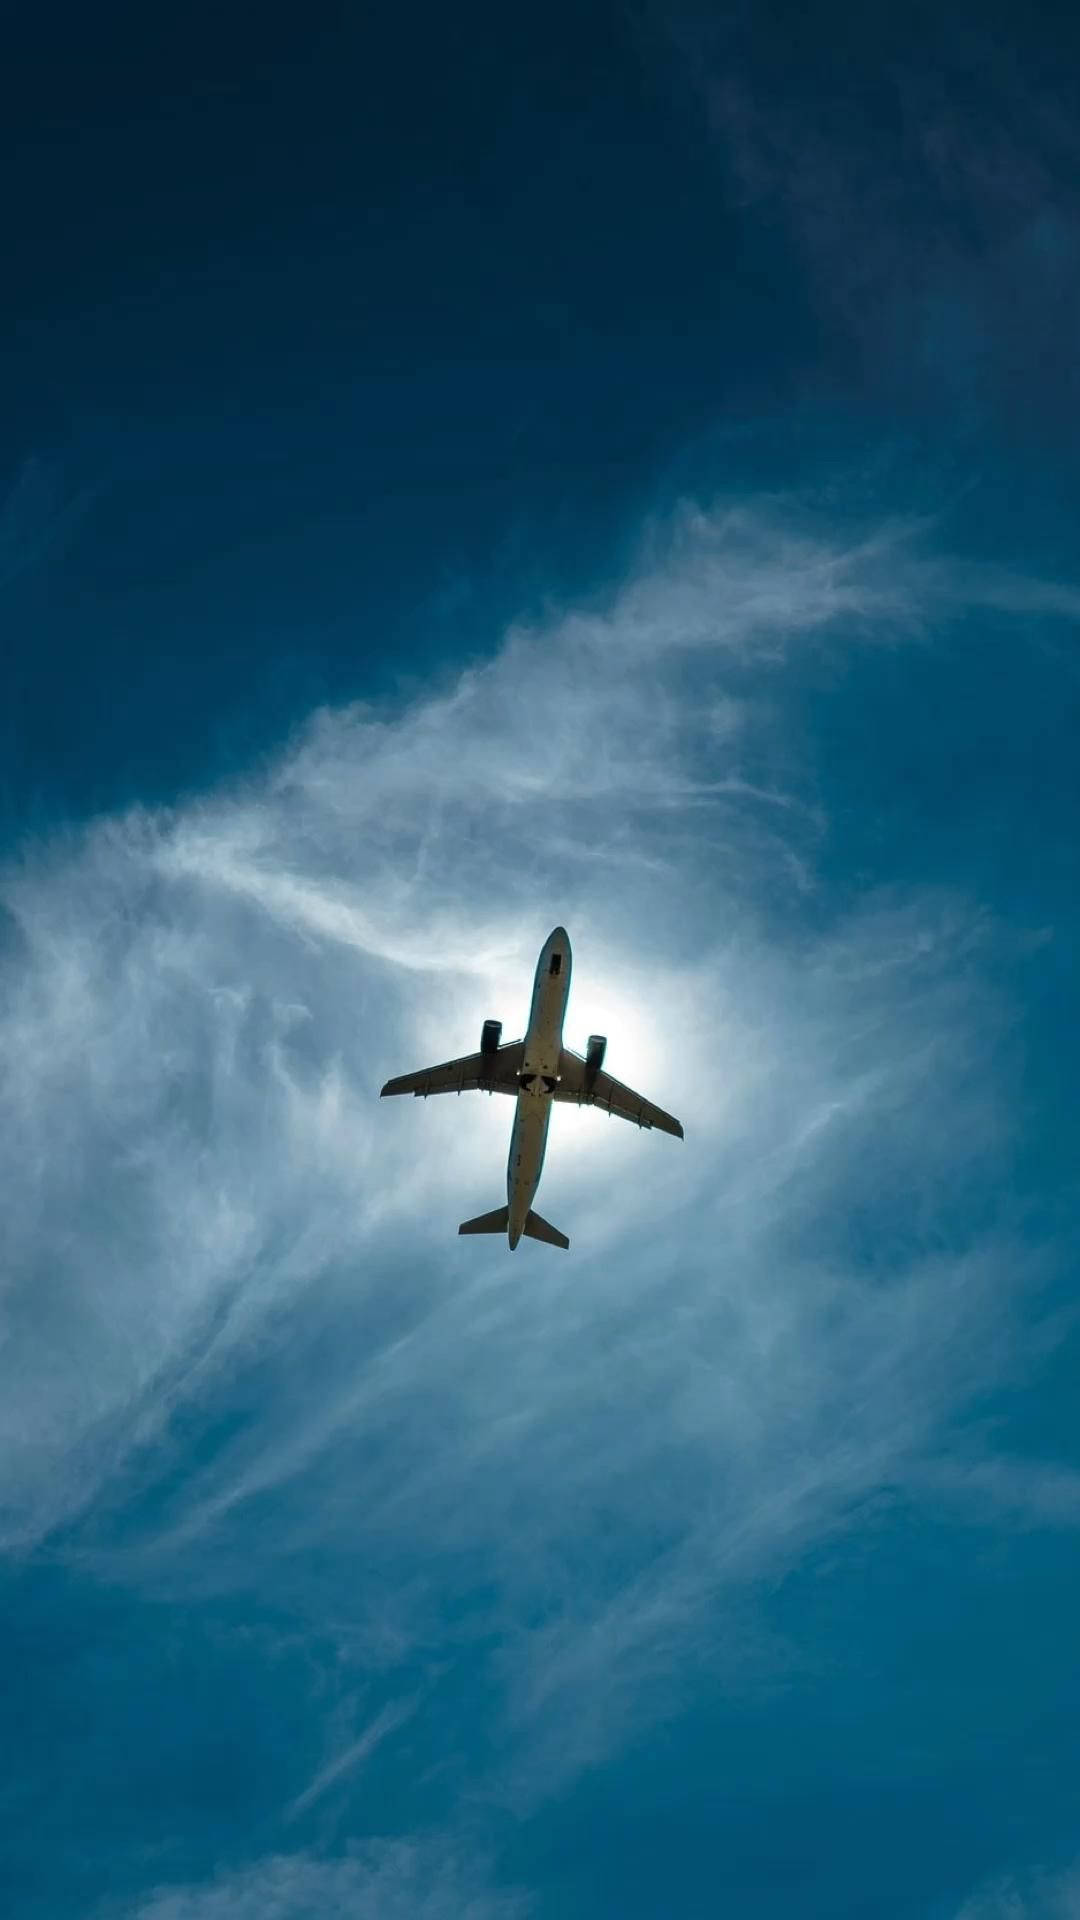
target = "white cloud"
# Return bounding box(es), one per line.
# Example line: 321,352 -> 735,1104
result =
917,1454 -> 1080,1529
286,1695 -> 420,1821
109,1841 -> 528,1920
0,495 -> 1070,1802
954,1863 -> 1080,1920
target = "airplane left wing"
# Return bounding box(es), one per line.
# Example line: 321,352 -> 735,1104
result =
381,1040 -> 525,1099
554,1049 -> 684,1138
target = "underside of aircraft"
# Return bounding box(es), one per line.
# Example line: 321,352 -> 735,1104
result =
380,929 -> 683,1250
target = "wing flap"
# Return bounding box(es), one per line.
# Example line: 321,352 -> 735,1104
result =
554,1049 -> 683,1138
381,1040 -> 524,1099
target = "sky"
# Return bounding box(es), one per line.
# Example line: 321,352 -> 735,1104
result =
2,4 -> 1080,1917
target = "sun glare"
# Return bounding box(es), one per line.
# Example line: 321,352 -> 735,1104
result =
390,930 -> 683,1202
472,937 -> 668,1100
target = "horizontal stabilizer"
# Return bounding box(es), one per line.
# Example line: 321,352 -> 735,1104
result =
458,1206 -> 510,1237
524,1209 -> 570,1251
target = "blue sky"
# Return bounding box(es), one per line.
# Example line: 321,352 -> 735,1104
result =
3,5 -> 1080,1918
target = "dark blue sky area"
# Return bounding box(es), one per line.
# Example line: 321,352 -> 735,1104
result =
3,1 -> 801,826
5,0 -> 1079,830
4,10 -> 1080,1920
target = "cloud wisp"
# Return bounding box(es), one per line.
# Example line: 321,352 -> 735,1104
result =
954,1860 -> 1080,1920
657,1 -> 1080,421
109,1839 -> 530,1920
1,494 -> 1073,1832
286,1695 -> 420,1823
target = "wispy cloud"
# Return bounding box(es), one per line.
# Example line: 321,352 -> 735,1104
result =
0,493 -> 1073,1817
107,1840 -> 529,1920
655,3 -> 1080,415
918,1453 -> 1080,1530
286,1695 -> 420,1821
954,1861 -> 1080,1920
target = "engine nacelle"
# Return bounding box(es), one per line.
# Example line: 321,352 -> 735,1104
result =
585,1033 -> 607,1075
480,1018 -> 502,1057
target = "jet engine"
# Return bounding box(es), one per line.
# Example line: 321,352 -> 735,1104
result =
480,1018 -> 502,1056
585,1033 -> 607,1076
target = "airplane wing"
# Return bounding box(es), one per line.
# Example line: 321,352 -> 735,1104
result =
554,1049 -> 684,1138
380,1040 -> 525,1099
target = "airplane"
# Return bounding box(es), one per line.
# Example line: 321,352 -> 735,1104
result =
379,926 -> 683,1250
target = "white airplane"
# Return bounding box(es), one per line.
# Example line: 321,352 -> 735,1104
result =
380,927 -> 683,1249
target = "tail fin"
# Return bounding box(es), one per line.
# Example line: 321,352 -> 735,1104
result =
458,1206 -> 509,1237
524,1209 -> 570,1250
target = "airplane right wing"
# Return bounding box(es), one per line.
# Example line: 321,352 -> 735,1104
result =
380,1040 -> 525,1099
554,1049 -> 684,1138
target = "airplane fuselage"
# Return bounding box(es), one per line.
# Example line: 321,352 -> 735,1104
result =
380,921 -> 683,1247
506,926 -> 572,1247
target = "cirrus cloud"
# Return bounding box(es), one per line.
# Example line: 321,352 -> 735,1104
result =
0,493 -> 1073,1823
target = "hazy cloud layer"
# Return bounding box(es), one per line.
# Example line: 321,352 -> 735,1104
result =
2,496 -> 1076,1903
110,1841 -> 529,1920
955,1862 -> 1080,1920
